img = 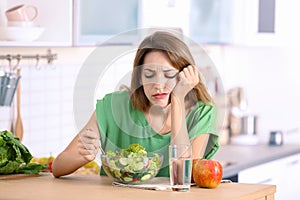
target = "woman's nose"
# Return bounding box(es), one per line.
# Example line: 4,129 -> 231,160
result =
153,74 -> 168,87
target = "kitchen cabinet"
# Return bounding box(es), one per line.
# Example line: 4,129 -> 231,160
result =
74,0 -> 283,46
2,0 -> 298,47
73,0 -> 294,46
190,0 -> 300,46
190,0 -> 277,45
74,0 -> 140,46
0,0 -> 72,47
189,0 -> 233,44
223,0 -> 279,46
73,0 -> 190,46
238,153 -> 300,200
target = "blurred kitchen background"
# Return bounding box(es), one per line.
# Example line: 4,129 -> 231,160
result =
0,0 -> 299,158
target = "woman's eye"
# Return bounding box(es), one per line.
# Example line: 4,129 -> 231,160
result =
144,73 -> 155,78
165,73 -> 178,79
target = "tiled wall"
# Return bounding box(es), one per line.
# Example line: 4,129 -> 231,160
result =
0,62 -> 80,157
22,63 -> 80,157
0,47 -> 94,157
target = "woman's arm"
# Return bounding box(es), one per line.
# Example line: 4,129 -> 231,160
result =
171,95 -> 210,159
191,134 -> 209,159
171,65 -> 211,159
170,94 -> 190,145
52,111 -> 100,178
171,65 -> 199,146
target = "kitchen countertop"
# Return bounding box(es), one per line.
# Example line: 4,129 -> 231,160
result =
214,143 -> 300,178
0,173 -> 276,200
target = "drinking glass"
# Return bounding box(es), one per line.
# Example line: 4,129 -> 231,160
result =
169,144 -> 192,192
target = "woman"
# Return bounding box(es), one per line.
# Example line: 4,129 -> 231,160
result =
52,31 -> 219,178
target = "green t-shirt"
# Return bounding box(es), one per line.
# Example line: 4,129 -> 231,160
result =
96,90 -> 219,177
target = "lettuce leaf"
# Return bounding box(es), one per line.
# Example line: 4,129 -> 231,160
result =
17,163 -> 48,174
0,130 -> 47,174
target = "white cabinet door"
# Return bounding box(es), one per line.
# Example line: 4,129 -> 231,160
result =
238,159 -> 282,185
277,154 -> 300,200
230,0 -> 300,46
238,153 -> 300,200
229,0 -> 278,46
1,0 -> 72,46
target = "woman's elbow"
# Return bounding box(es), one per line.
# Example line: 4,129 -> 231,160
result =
51,160 -> 61,178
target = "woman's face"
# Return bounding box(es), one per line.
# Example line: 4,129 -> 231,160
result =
141,51 -> 178,108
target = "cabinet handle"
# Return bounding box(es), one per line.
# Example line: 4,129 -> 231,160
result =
287,159 -> 299,167
258,178 -> 273,184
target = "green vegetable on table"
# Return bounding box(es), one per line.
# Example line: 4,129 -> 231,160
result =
0,130 -> 48,175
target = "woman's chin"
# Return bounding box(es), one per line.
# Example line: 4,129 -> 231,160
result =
151,101 -> 169,108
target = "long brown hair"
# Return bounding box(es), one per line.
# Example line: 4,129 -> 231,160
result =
130,31 -> 212,112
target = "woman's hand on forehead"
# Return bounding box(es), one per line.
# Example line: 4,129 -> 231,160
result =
171,65 -> 199,99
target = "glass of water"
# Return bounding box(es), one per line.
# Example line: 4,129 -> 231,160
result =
169,144 -> 192,192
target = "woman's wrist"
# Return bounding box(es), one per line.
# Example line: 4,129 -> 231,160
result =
170,94 -> 190,145
171,92 -> 185,105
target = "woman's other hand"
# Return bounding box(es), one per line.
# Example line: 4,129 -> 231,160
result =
78,128 -> 100,161
52,112 -> 99,177
172,65 -> 199,100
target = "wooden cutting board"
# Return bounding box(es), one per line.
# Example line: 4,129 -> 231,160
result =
0,173 -> 39,180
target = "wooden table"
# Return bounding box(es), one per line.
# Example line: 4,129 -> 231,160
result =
0,173 -> 276,200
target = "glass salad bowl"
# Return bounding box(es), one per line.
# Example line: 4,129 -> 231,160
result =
101,151 -> 163,185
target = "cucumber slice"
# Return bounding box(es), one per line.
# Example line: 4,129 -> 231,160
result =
134,162 -> 144,171
141,174 -> 152,181
119,158 -> 128,166
123,177 -> 133,182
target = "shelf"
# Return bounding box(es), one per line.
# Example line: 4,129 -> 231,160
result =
0,41 -> 72,47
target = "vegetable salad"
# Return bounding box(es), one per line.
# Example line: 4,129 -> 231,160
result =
102,144 -> 162,184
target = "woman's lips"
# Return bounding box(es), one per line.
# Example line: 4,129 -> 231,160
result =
153,93 -> 168,99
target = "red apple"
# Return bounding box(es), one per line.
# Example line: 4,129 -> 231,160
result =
192,159 -> 223,188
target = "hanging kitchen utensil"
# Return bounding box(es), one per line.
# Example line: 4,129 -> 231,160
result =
0,55 -> 20,107
14,68 -> 23,141
0,71 -> 20,106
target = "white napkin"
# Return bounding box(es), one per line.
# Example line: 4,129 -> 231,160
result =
112,177 -> 171,191
112,178 -> 231,191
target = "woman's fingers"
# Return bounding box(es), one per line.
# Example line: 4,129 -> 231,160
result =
179,65 -> 199,86
79,135 -> 99,148
172,65 -> 200,99
78,142 -> 97,150
78,128 -> 100,161
78,148 -> 98,161
182,65 -> 199,85
182,66 -> 192,78
79,134 -> 98,145
83,128 -> 98,139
